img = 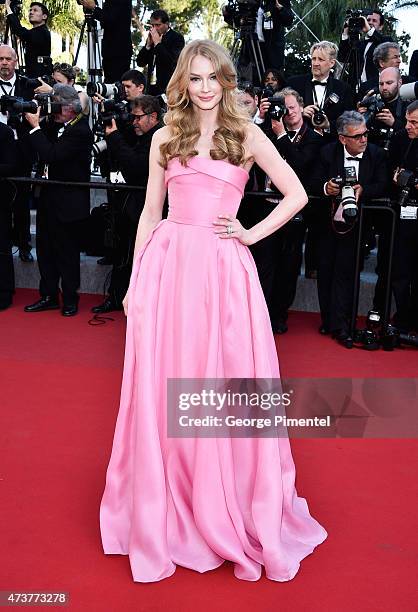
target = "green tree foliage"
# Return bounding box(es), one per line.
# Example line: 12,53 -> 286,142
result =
285,0 -> 417,74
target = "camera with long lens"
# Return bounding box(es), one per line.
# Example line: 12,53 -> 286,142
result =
332,166 -> 358,223
87,81 -> 124,100
359,93 -> 386,127
395,168 -> 418,207
345,8 -> 372,38
312,93 -> 340,127
92,99 -> 131,157
223,0 -> 261,30
0,95 -> 38,116
399,80 -> 418,101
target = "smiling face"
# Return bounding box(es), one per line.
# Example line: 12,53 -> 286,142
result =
187,55 -> 223,112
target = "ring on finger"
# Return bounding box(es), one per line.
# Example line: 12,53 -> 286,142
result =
226,225 -> 233,235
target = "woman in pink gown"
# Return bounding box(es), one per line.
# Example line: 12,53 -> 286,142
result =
100,40 -> 327,583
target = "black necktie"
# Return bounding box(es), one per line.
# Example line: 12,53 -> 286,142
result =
312,80 -> 327,86
346,156 -> 361,161
287,131 -> 296,139
0,80 -> 12,87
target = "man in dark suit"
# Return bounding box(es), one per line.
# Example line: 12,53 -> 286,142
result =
309,111 -> 388,342
387,101 -> 418,332
0,123 -> 18,311
357,42 -> 402,101
408,50 -> 418,81
0,43 -> 38,262
5,1 -> 51,78
79,0 -> 133,83
239,88 -> 323,333
337,9 -> 392,86
287,41 -> 354,138
91,95 -> 163,313
24,85 -> 93,316
136,10 -> 184,96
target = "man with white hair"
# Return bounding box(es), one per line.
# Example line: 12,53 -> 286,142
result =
23,84 -> 93,316
287,41 -> 354,138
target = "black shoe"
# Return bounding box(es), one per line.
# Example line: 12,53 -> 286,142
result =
97,256 -> 112,265
332,329 -> 352,347
318,325 -> 330,335
19,249 -> 34,263
62,304 -> 78,317
91,297 -> 122,314
24,296 -> 59,312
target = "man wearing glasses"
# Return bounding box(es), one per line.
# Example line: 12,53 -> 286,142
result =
310,111 -> 388,343
91,95 -> 163,314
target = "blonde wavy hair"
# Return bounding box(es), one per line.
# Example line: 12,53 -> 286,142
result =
159,40 -> 251,168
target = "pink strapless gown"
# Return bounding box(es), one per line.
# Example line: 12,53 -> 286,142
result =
100,157 -> 327,582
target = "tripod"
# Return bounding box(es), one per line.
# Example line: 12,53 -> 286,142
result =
4,9 -> 26,75
339,34 -> 363,97
230,25 -> 265,86
74,10 -> 103,131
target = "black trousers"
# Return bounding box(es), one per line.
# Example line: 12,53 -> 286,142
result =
317,224 -> 358,333
12,182 -> 32,252
102,56 -> 131,83
391,217 -> 418,330
106,193 -> 143,305
0,197 -> 14,303
36,205 -> 85,305
238,195 -> 305,327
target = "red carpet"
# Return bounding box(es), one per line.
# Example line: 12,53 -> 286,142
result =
1,289 -> 417,612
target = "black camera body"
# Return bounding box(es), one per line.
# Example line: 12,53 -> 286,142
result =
345,8 -> 372,38
99,99 -> 131,129
34,93 -> 63,116
312,93 -> 339,127
395,168 -> 418,207
267,95 -> 289,121
359,93 -> 386,126
224,0 -> 261,29
0,0 -> 22,15
333,166 -> 358,222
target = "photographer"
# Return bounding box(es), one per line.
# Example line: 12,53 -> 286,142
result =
239,88 -> 323,333
387,101 -> 418,332
337,9 -> 392,85
358,42 -> 401,100
78,0 -> 133,83
5,1 -> 51,78
34,62 -> 90,115
0,43 -> 38,262
136,10 -> 184,96
91,95 -> 163,313
358,67 -> 407,147
0,122 -> 18,311
23,84 -> 93,316
287,41 -> 354,138
121,69 -> 146,105
257,0 -> 293,72
310,111 -> 388,343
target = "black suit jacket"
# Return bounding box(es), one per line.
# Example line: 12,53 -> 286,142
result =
93,0 -> 132,60
0,123 -> 18,202
29,117 -> 93,223
309,141 -> 388,210
6,15 -> 51,77
287,73 -> 355,136
272,122 -> 323,188
409,50 -> 418,81
338,30 -> 393,83
136,28 -> 185,95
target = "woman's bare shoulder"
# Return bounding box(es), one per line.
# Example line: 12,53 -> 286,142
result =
152,125 -> 172,145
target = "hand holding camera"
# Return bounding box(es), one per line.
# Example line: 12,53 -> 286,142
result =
24,106 -> 41,129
